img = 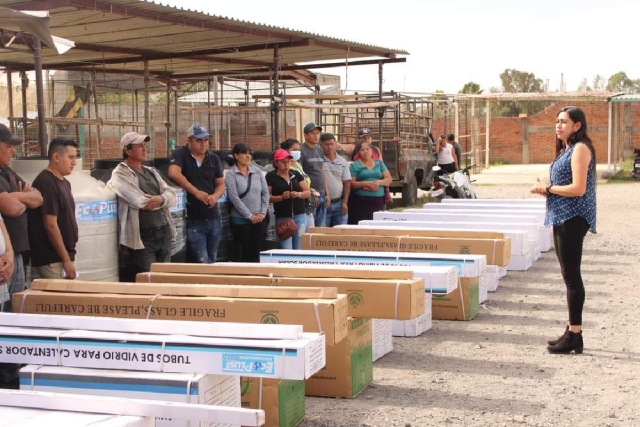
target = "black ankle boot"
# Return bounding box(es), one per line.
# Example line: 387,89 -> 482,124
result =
547,326 -> 569,346
547,330 -> 583,354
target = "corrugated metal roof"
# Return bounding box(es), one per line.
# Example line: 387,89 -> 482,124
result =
610,93 -> 640,102
0,0 -> 408,79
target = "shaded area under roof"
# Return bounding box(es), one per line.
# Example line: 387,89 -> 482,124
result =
0,0 -> 408,79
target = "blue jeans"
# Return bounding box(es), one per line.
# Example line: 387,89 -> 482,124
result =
187,217 -> 222,263
1,253 -> 25,313
325,200 -> 348,227
314,194 -> 327,228
276,214 -> 307,250
1,253 -> 25,384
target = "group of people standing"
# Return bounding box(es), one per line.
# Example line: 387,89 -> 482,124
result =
227,123 -> 392,258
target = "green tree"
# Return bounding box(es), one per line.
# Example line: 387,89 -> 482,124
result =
593,74 -> 607,91
459,82 -> 482,94
491,69 -> 548,117
607,71 -> 638,93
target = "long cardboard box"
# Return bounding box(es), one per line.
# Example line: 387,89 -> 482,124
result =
371,319 -> 393,362
441,198 -> 545,206
260,249 -> 486,278
392,293 -> 432,337
300,233 -> 511,267
0,406 -> 151,426
241,378 -> 305,427
412,206 -> 551,251
0,389 -> 262,426
31,279 -> 338,300
372,211 -> 545,256
19,366 -> 241,427
13,291 -> 348,346
329,225 -> 528,256
351,222 -> 532,255
432,278 -> 479,321
151,262 -> 416,281
137,273 -> 425,321
0,327 -> 325,380
305,318 -> 372,399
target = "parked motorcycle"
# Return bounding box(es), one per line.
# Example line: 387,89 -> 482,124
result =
451,164 -> 477,198
428,166 -> 466,201
631,148 -> 640,180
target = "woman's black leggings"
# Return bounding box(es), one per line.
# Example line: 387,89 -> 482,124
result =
552,216 -> 590,325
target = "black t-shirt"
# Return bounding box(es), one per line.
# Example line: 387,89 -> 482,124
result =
266,169 -> 306,218
28,169 -> 78,266
169,146 -> 223,221
0,166 -> 29,253
134,168 -> 167,229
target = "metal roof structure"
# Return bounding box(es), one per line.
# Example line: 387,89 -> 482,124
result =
0,0 -> 408,80
455,91 -> 623,102
609,93 -> 640,102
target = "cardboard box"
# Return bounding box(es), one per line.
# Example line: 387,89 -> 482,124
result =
19,366 -> 240,427
507,253 -> 533,271
0,407 -> 152,426
0,327 -> 326,380
305,318 -> 372,399
486,265 -> 500,292
31,279 -> 338,300
410,206 -> 545,224
371,319 -> 393,362
322,225 -> 529,256
300,233 -> 511,267
241,378 -> 305,427
431,278 -> 480,321
358,220 -> 536,255
392,293 -> 433,337
137,273 -> 425,321
151,262 -> 416,281
260,249 -> 486,278
440,198 -> 545,206
13,291 -> 348,346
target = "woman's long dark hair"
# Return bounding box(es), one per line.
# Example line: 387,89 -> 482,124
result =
556,106 -> 596,167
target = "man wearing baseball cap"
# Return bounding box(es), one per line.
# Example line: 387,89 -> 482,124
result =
0,124 -> 43,306
107,132 -> 177,281
300,122 -> 330,227
0,123 -> 43,389
168,124 -> 225,263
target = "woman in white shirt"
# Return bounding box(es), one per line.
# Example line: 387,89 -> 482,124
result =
435,135 -> 458,174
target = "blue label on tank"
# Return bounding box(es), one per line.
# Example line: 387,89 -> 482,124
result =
75,200 -> 117,222
169,190 -> 186,213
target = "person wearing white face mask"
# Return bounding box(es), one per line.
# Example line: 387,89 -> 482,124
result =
280,139 -> 315,231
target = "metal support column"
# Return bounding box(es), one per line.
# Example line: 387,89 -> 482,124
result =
143,59 -> 150,136
485,100 -> 491,169
165,76 -> 171,154
273,45 -> 281,147
20,71 -> 28,139
378,61 -> 383,146
33,37 -> 48,155
7,69 -> 14,133
607,101 -> 612,172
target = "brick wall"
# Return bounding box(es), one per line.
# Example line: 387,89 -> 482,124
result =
431,100 -> 640,164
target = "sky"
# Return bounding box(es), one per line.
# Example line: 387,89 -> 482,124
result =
160,1 -> 635,94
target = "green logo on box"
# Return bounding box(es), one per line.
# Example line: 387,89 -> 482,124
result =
261,313 -> 279,324
459,246 -> 471,255
348,292 -> 364,308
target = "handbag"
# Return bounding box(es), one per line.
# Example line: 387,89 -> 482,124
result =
275,180 -> 298,240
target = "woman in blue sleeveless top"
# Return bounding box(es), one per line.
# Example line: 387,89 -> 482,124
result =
531,106 -> 597,355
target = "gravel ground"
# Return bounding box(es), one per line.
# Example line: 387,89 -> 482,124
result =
299,182 -> 640,427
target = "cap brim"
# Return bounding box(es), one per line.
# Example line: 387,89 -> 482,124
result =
3,135 -> 24,146
193,133 -> 211,139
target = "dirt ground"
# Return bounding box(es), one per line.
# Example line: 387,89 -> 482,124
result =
300,182 -> 640,427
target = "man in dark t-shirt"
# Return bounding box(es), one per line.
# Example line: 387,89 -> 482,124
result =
0,124 -> 43,311
168,124 -> 225,263
300,123 -> 330,227
28,138 -> 79,280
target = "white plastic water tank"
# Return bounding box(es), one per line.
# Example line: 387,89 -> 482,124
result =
12,158 -> 119,281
